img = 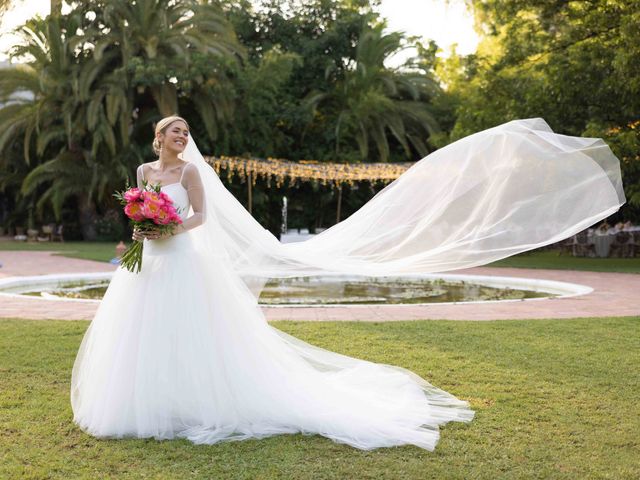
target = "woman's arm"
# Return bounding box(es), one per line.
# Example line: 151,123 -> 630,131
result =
132,165 -> 147,242
136,164 -> 144,190
171,163 -> 206,236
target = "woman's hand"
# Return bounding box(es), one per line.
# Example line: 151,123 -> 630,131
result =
151,228 -> 174,240
132,226 -> 147,242
132,226 -> 173,242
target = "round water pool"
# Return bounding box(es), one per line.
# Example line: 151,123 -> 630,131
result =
0,272 -> 592,307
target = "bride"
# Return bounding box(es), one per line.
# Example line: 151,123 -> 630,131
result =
71,115 -> 625,451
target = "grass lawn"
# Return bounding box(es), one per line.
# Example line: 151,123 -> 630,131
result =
489,249 -> 640,273
0,241 -> 120,263
1,317 -> 638,479
2,240 -> 640,274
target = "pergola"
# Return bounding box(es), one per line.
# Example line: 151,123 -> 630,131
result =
204,155 -> 415,222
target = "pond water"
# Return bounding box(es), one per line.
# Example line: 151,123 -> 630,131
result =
21,275 -> 551,305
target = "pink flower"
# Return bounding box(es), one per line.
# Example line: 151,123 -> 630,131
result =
158,191 -> 172,204
124,202 -> 145,222
123,187 -> 142,202
142,200 -> 163,222
141,190 -> 165,205
156,208 -> 174,225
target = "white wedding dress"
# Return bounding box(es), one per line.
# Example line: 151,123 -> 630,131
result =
71,182 -> 474,451
71,118 -> 625,451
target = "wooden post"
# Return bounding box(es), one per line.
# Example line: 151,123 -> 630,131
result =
335,183 -> 342,224
247,171 -> 253,214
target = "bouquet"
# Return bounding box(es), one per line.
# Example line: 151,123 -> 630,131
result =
113,181 -> 184,273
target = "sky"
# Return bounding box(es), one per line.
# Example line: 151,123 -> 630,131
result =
378,0 -> 479,62
0,0 -> 479,63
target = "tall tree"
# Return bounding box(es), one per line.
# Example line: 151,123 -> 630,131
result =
50,0 -> 62,16
440,0 -> 639,218
0,13 -> 103,237
0,0 -> 244,239
84,0 -> 244,138
306,25 -> 442,162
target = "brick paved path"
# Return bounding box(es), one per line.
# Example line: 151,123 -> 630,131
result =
1,250 -> 638,321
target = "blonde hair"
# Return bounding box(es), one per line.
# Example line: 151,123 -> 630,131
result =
152,115 -> 190,155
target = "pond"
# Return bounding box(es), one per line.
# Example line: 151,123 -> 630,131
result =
17,274 -> 552,305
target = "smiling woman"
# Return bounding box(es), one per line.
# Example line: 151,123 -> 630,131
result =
69,114 -> 480,451
132,116 -> 206,242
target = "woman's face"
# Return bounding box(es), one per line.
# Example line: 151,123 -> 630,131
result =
158,120 -> 189,154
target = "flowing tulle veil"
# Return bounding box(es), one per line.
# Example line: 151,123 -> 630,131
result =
182,117 -> 625,300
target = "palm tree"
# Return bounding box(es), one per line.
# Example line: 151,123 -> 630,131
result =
0,1 -> 243,239
50,0 -> 61,16
306,25 -> 442,162
85,0 -> 244,135
0,13 -> 102,236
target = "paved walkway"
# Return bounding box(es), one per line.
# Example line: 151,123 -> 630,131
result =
1,250 -> 638,321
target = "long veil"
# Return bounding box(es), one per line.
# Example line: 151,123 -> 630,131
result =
182,117 -> 624,299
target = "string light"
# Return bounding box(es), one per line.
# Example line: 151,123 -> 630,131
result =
204,156 -> 415,188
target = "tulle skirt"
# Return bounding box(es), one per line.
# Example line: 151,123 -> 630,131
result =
71,232 -> 474,451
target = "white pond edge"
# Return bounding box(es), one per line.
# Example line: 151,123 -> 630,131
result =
0,271 -> 594,308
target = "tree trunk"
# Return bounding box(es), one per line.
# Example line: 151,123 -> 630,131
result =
51,0 -> 62,16
78,192 -> 98,241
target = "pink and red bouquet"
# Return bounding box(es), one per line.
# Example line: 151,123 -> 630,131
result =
113,181 -> 184,273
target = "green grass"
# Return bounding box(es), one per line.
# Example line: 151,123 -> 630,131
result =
0,241 -> 122,263
1,317 -> 638,479
2,241 -> 640,273
489,249 -> 640,273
